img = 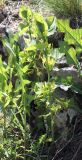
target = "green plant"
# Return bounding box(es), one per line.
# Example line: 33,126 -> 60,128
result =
56,19 -> 82,72
1,5 -> 82,160
0,5 -> 60,160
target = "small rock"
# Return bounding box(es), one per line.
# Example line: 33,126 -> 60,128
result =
0,11 -> 5,23
48,32 -> 65,48
56,57 -> 68,68
5,0 -> 9,5
18,35 -> 25,50
52,66 -> 82,83
0,24 -> 6,36
12,10 -> 19,19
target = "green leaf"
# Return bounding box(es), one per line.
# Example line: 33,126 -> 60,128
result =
59,41 -> 69,53
67,48 -> 78,65
25,45 -> 36,51
22,79 -> 31,86
38,134 -> 46,145
46,16 -> 54,28
47,17 -> 56,36
4,96 -> 10,108
34,13 -> 48,35
7,82 -> 13,93
57,19 -> 82,48
52,48 -> 65,60
22,65 -> 29,73
19,6 -> 32,20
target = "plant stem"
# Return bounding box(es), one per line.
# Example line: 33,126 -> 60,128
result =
22,93 -> 27,160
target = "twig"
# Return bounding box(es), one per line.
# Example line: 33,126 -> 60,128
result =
52,116 -> 79,160
71,143 -> 82,160
52,138 -> 72,160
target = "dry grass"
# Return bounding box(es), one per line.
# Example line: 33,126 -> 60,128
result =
44,0 -> 82,18
0,0 -> 5,8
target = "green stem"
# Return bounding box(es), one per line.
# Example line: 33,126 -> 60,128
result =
47,68 -> 54,140
3,106 -> 6,140
48,70 -> 50,83
22,93 -> 27,160
51,114 -> 54,141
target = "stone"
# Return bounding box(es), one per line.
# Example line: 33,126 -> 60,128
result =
0,11 -> 5,23
48,32 -> 65,48
51,66 -> 82,83
12,10 -> 19,19
0,24 -> 6,36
